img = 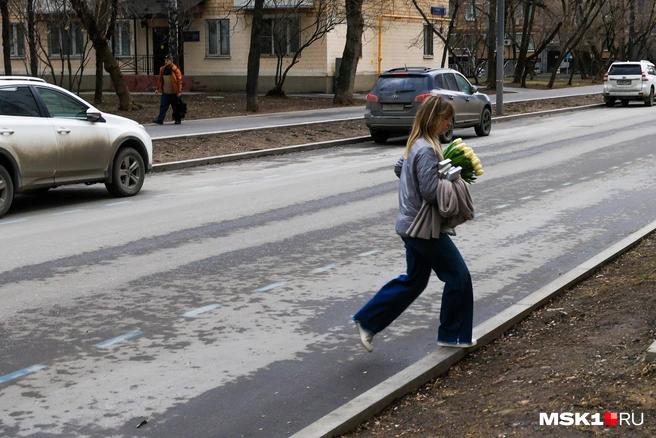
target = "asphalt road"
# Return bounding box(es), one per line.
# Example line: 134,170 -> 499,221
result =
2,97 -> 655,438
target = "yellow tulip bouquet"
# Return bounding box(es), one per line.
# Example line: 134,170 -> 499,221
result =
442,138 -> 484,184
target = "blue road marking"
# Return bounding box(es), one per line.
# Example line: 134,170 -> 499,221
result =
105,200 -> 133,206
181,304 -> 223,317
94,331 -> 144,348
0,364 -> 47,384
310,264 -> 337,274
358,249 -> 382,257
256,282 -> 286,292
52,209 -> 84,216
0,219 -> 28,225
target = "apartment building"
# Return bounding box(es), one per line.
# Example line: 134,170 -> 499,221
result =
1,0 -> 450,93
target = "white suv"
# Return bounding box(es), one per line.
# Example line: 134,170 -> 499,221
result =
603,60 -> 656,107
0,77 -> 153,219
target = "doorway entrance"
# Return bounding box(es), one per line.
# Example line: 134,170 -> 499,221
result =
152,27 -> 169,75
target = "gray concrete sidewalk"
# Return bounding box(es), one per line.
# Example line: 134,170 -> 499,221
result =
144,84 -> 602,141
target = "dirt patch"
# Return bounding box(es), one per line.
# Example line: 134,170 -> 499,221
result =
93,92 -> 603,164
340,234 -> 656,437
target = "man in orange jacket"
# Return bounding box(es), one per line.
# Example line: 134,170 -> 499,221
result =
153,54 -> 183,125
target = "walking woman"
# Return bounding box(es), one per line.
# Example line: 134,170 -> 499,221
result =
352,95 -> 475,352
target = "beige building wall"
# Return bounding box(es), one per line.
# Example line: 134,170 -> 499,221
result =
1,0 -> 449,93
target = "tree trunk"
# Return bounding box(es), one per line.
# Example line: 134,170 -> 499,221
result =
486,0 -> 497,89
94,55 -> 103,105
333,0 -> 364,105
513,1 -> 535,84
0,0 -> 12,75
27,0 -> 38,76
95,41 -> 140,110
246,0 -> 265,112
168,0 -> 180,60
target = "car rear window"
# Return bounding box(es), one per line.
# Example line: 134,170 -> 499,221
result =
608,65 -> 642,75
0,86 -> 41,117
375,76 -> 426,94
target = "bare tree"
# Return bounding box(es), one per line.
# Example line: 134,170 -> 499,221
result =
333,0 -> 364,105
486,0 -> 498,89
510,0 -> 563,86
69,0 -> 140,110
246,0 -> 265,112
546,0 -> 605,88
21,0 -> 93,90
26,0 -> 38,76
599,0 -> 656,65
265,0 -> 344,96
1,0 -> 11,74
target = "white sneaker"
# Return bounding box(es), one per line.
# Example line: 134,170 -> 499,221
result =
354,321 -> 374,353
437,338 -> 477,348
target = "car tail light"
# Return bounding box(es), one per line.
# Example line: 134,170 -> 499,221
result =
366,94 -> 379,102
414,93 -> 432,102
642,72 -> 648,81
603,73 -> 608,81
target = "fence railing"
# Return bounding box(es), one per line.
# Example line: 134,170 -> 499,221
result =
116,55 -> 154,75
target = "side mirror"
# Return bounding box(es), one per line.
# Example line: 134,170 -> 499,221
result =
470,85 -> 478,94
86,109 -> 104,123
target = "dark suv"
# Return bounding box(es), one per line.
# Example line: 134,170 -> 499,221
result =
364,67 -> 492,144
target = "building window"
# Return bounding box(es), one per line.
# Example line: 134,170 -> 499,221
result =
423,24 -> 433,57
465,3 -> 477,21
206,19 -> 230,56
10,23 -> 25,57
114,21 -> 131,56
261,17 -> 300,56
49,22 -> 85,57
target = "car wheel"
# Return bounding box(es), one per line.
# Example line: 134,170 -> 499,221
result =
604,98 -> 616,107
105,147 -> 145,197
474,107 -> 492,137
370,130 -> 389,144
645,88 -> 654,106
621,100 -> 630,107
438,120 -> 454,144
0,164 -> 14,219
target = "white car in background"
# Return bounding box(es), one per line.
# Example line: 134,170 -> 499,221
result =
0,77 -> 152,219
603,60 -> 656,107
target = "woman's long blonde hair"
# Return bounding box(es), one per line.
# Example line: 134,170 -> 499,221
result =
404,95 -> 455,159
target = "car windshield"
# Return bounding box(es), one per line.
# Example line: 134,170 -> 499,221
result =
609,65 -> 642,75
377,76 -> 425,94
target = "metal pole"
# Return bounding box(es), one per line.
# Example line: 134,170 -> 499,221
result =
496,0 -> 505,115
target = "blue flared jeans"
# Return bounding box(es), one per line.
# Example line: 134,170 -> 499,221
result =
353,235 -> 473,344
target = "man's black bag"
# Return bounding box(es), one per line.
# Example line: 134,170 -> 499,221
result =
172,96 -> 187,120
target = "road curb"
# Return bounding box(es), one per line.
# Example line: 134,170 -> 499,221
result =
493,103 -> 604,123
151,136 -> 371,172
290,220 -> 656,438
